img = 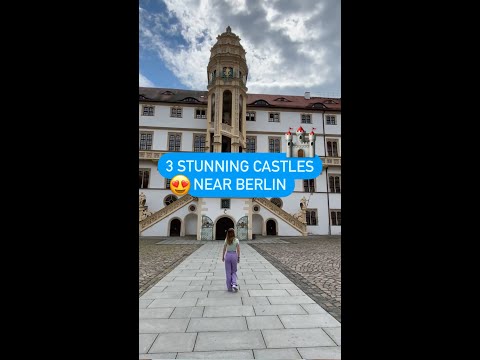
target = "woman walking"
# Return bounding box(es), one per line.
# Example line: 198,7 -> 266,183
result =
222,228 -> 240,292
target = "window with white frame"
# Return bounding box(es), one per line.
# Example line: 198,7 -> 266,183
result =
195,108 -> 206,119
246,136 -> 256,153
304,179 -> 315,192
139,169 -> 150,189
221,199 -> 230,209
306,209 -> 318,225
139,132 -> 153,150
268,137 -> 281,152
330,210 -> 341,226
142,105 -> 154,116
326,115 -> 337,125
168,133 -> 181,151
329,175 -> 341,193
301,114 -> 312,124
268,112 -> 280,122
193,134 -> 206,152
246,111 -> 256,121
326,139 -> 340,157
170,107 -> 182,118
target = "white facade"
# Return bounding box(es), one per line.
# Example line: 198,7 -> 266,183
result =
139,27 -> 340,240
139,101 -> 341,239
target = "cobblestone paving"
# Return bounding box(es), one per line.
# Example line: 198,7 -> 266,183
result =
139,238 -> 203,296
249,236 -> 341,321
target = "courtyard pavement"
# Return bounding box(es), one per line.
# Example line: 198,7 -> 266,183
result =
139,241 -> 341,359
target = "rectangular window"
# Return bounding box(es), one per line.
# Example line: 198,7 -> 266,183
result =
301,114 -> 312,124
168,132 -> 182,151
246,111 -> 256,121
165,178 -> 171,189
306,209 -> 318,226
139,132 -> 153,150
268,112 -> 280,122
170,107 -> 182,118
329,175 -> 341,193
139,169 -> 150,189
221,199 -> 230,209
195,108 -> 206,119
142,105 -> 154,116
303,179 -> 315,192
246,136 -> 256,153
326,139 -> 340,157
330,210 -> 341,226
193,134 -> 206,152
268,137 -> 281,153
326,115 -> 337,125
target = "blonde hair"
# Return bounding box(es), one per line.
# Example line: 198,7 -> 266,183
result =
226,228 -> 235,245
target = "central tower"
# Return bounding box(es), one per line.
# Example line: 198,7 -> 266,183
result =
206,26 -> 248,153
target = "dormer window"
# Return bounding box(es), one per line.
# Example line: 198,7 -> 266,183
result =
311,103 -> 326,109
274,97 -> 291,102
181,97 -> 200,103
253,100 -> 270,106
161,91 -> 175,95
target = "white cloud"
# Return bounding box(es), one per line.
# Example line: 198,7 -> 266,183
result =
139,73 -> 155,87
140,0 -> 340,96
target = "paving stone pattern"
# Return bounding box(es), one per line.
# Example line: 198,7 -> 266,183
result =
250,236 -> 341,321
139,238 -> 204,295
139,241 -> 341,359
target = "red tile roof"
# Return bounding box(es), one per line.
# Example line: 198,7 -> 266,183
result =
139,87 -> 341,111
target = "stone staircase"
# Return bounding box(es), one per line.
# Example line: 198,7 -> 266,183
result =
139,194 -> 198,233
252,197 -> 307,236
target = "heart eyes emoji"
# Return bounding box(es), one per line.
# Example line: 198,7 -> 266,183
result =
170,175 -> 191,196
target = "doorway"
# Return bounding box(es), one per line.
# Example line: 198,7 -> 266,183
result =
215,217 -> 235,240
170,219 -> 181,236
266,220 -> 277,235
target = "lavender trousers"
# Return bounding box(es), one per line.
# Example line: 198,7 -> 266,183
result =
224,251 -> 238,290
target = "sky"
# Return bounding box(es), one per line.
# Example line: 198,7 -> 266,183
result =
139,0 -> 341,98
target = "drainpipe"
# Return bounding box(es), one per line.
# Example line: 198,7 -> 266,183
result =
322,110 -> 331,235
326,167 -> 331,235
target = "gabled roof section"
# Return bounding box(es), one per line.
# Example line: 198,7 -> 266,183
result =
139,87 -> 208,104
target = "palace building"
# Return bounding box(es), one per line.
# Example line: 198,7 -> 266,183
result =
139,26 -> 341,240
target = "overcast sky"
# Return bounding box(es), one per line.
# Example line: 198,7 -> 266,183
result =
140,0 -> 340,97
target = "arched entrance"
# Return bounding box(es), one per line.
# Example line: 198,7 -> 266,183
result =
215,217 -> 235,240
266,219 -> 277,235
169,218 -> 181,236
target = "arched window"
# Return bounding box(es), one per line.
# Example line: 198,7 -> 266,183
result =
164,194 -> 178,206
270,198 -> 283,208
211,94 -> 215,123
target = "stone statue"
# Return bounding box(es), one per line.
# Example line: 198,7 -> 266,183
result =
293,197 -> 308,224
140,208 -> 152,221
300,196 -> 307,210
139,192 -> 146,207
